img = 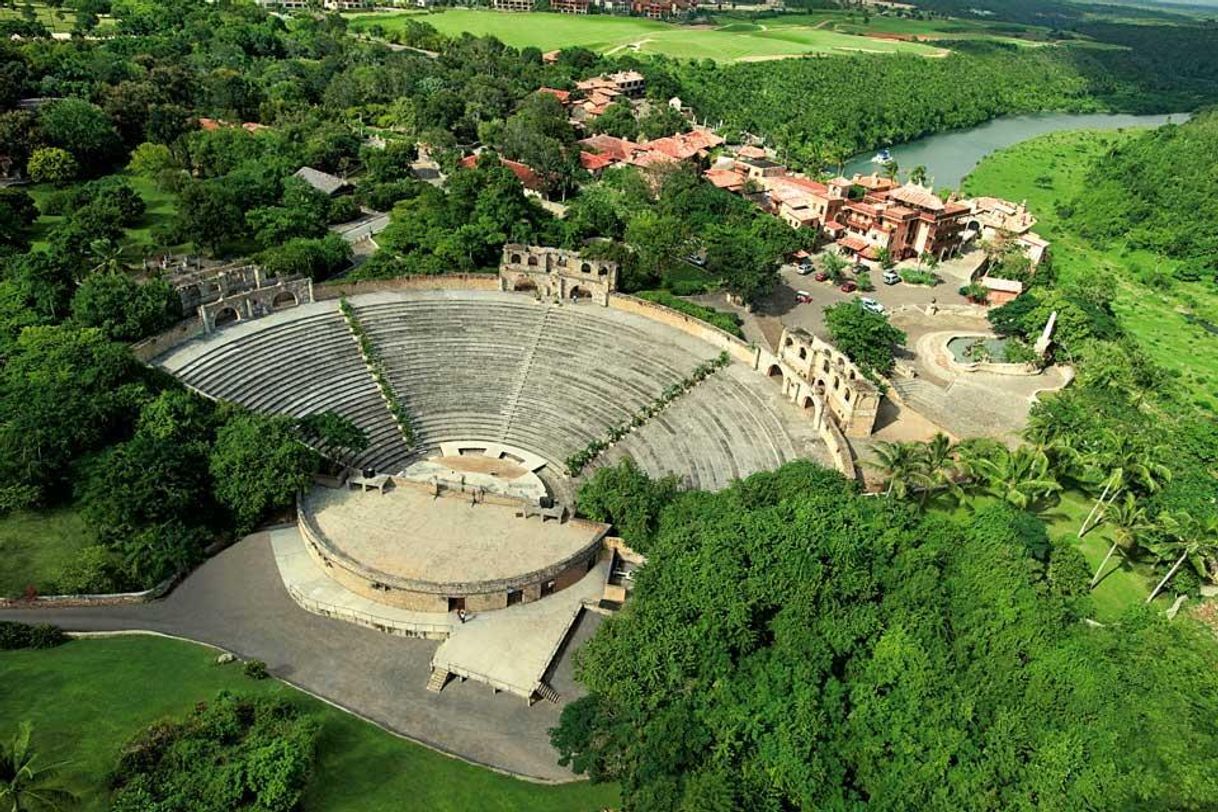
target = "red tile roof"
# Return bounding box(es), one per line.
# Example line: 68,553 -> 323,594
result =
537,87 -> 571,105
580,151 -> 615,171
837,235 -> 869,253
459,154 -> 544,191
577,134 -> 642,162
705,168 -> 746,190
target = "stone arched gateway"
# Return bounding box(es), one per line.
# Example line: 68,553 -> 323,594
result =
498,244 -> 618,306
758,327 -> 879,438
199,277 -> 315,333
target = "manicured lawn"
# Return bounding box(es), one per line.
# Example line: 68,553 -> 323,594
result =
0,636 -> 619,812
0,505 -> 93,599
962,129 -> 1218,413
27,171 -> 182,258
0,3 -> 116,33
348,9 -> 945,60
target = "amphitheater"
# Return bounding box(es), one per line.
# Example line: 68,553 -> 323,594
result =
154,274 -> 847,702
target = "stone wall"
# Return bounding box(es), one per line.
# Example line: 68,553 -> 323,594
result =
316,274 -> 499,299
608,294 -> 756,365
199,277 -> 314,333
766,327 -> 880,438
130,317 -> 203,362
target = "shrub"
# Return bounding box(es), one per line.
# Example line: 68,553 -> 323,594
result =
243,660 -> 269,680
50,546 -> 127,595
636,290 -> 744,338
900,268 -> 939,286
0,621 -> 68,650
27,147 -> 79,185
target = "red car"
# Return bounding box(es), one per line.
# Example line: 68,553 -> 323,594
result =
839,280 -> 858,293
795,291 -> 813,304
814,271 -> 829,282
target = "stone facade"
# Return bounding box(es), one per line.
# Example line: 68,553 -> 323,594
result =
499,244 -> 618,306
761,327 -> 880,438
174,263 -> 315,333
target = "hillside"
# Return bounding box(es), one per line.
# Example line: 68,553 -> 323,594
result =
1067,111 -> 1218,272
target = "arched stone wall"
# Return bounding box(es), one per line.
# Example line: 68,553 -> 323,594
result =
763,326 -> 880,438
199,277 -> 315,333
498,243 -> 618,306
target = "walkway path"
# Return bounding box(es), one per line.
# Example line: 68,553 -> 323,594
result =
0,532 -> 589,782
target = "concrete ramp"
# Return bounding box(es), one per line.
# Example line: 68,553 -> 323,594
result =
431,556 -> 610,702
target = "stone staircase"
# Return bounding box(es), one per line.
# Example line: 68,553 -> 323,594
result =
501,306 -> 552,441
426,667 -> 451,694
534,682 -> 561,704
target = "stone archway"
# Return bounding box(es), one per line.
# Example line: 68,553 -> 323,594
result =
568,285 -> 592,300
214,306 -> 240,327
514,277 -> 537,293
272,291 -> 299,309
766,364 -> 784,381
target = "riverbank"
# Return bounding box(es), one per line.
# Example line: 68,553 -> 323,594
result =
962,127 -> 1218,412
845,111 -> 1190,188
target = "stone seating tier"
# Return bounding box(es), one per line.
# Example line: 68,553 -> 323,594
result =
160,294 -> 823,488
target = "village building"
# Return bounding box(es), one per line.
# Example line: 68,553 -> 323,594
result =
631,0 -> 697,17
458,153 -> 545,193
491,0 -> 534,10
968,196 -> 1050,267
979,275 -> 1023,306
293,166 -> 352,197
550,0 -> 590,12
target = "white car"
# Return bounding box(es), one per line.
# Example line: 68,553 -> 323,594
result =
860,297 -> 885,314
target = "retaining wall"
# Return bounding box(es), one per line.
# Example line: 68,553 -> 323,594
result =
130,318 -> 202,362
608,294 -> 757,365
316,274 -> 499,299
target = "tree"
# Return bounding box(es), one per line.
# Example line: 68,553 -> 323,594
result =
127,142 -> 176,178
0,722 -> 75,812
71,273 -> 181,344
25,147 -> 78,185
175,180 -> 245,254
823,300 -> 906,377
1090,493 -> 1151,588
576,458 -> 679,552
960,445 -> 1061,510
820,250 -> 848,282
909,165 -> 928,186
37,98 -> 121,170
0,188 -> 37,248
1146,511 -> 1218,603
590,101 -> 637,140
209,412 -> 320,534
868,440 -> 927,498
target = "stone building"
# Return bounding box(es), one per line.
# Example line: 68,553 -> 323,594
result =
499,244 -> 618,306
763,327 -> 880,438
172,263 -> 314,333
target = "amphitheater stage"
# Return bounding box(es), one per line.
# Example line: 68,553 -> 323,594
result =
300,484 -> 608,613
271,524 -> 609,701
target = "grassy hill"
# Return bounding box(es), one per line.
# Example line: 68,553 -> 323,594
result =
347,9 -> 949,61
963,126 -> 1218,413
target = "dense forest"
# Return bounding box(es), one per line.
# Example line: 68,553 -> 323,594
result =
674,31 -> 1218,171
1067,111 -> 1218,274
554,461 -> 1218,810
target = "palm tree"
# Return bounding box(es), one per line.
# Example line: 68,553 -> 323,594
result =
1078,436 -> 1171,537
1090,493 -> 1152,588
1146,511 -> 1218,604
909,165 -> 928,186
868,441 -> 927,499
960,445 -> 1061,510
0,722 -> 76,812
820,250 -> 848,282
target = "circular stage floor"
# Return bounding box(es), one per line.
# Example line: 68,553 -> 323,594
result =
299,483 -> 608,611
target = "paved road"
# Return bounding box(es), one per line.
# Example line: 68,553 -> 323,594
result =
0,532 -> 592,782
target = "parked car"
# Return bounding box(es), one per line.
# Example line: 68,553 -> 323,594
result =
814,271 -> 829,282
882,269 -> 901,285
860,296 -> 885,314
796,261 -> 814,275
684,253 -> 706,267
839,280 -> 858,293
795,290 -> 813,304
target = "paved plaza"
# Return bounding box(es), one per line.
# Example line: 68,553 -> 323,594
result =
0,533 -> 589,781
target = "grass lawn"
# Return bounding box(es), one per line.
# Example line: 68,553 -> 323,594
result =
0,505 -> 93,599
0,636 -> 619,812
933,489 -> 1164,621
962,129 -> 1218,414
0,2 -> 116,33
27,171 -> 182,258
347,9 -> 945,60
